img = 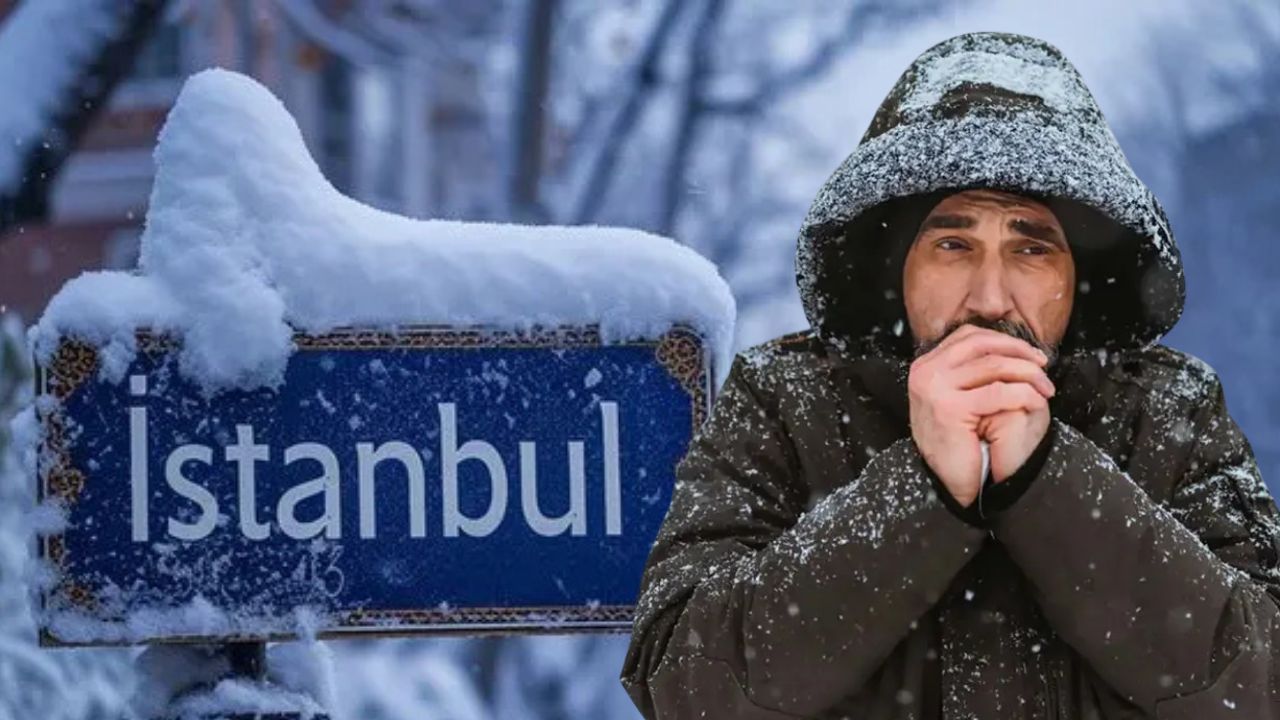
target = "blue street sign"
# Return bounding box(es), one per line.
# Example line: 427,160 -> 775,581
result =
35,324 -> 712,646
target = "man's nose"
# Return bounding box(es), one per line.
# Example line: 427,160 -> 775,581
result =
964,254 -> 1014,319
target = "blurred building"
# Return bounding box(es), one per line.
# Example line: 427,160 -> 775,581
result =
0,1 -> 496,323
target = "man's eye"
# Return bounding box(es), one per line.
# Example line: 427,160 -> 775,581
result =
937,238 -> 967,251
1016,244 -> 1050,256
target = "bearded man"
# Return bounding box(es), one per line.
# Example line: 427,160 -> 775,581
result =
620,32 -> 1280,719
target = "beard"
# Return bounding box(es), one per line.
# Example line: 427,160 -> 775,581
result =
913,315 -> 1058,366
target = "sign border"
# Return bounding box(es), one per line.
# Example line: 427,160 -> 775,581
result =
35,322 -> 713,646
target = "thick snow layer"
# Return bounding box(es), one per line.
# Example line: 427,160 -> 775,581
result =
166,678 -> 326,718
130,644 -> 232,718
0,1 -> 124,192
43,595 -> 335,646
900,48 -> 1090,115
268,639 -> 337,712
31,68 -> 735,393
129,641 -> 334,719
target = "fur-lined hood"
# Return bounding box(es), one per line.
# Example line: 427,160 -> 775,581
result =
794,31 -> 1185,359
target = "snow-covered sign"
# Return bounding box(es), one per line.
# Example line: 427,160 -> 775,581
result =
24,69 -> 733,646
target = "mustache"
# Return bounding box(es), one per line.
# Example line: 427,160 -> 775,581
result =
914,316 -> 1058,365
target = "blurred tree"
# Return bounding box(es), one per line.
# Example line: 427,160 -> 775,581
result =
1145,2 -> 1280,489
507,0 -> 558,223
0,0 -> 170,236
543,0 -> 970,327
278,0 -> 506,219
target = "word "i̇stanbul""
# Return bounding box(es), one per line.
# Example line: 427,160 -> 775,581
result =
125,374 -> 624,542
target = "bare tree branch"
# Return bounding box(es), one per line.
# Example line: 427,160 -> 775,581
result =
568,0 -> 688,224
507,0 -> 559,223
275,0 -> 392,67
656,0 -> 725,235
701,2 -> 944,115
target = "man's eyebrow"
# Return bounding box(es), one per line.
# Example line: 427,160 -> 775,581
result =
1009,218 -> 1067,247
918,213 -> 975,232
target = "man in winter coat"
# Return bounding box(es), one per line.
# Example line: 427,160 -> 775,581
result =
620,31 -> 1280,719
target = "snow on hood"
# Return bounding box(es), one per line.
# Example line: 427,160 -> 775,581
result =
31,69 -> 735,392
794,31 -> 1185,359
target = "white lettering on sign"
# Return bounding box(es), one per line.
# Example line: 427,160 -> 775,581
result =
520,439 -> 585,536
441,402 -> 508,538
126,375 -> 626,542
279,442 -> 341,540
130,374 -> 149,542
228,424 -> 271,541
603,400 -> 621,535
165,444 -> 217,540
357,440 -> 427,539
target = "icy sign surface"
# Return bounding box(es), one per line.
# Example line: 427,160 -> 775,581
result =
36,326 -> 712,645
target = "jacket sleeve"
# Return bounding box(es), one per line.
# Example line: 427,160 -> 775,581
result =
619,354 -> 987,719
989,374 -> 1280,718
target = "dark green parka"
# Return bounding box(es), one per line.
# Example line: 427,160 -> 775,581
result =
620,32 -> 1280,719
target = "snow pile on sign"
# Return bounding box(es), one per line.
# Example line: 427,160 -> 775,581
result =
30,68 -> 735,393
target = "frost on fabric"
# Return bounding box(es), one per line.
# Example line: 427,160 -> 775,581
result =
624,347 -> 982,708
793,32 -> 1180,357
764,437 -> 941,575
799,114 -> 1173,268
898,33 -> 1088,115
798,34 -> 1168,247
1121,347 -> 1280,588
901,50 -> 1090,116
30,68 -> 735,394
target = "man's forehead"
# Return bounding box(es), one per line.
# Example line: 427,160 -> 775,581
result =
929,188 -> 1054,215
915,189 -> 1069,247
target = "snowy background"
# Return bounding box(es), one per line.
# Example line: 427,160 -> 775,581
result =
1,0 -> 1278,718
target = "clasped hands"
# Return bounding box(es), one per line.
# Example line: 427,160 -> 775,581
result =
907,324 -> 1054,508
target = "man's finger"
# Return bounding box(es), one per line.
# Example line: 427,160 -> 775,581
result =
964,381 -> 1047,416
927,322 -> 984,356
952,356 -> 1055,397
939,330 -> 1048,369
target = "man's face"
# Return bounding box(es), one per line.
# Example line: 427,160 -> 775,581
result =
903,189 -> 1075,360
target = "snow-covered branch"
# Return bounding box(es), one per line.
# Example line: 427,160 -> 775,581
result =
0,0 -> 169,234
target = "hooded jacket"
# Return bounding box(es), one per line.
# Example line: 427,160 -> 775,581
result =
620,32 -> 1280,719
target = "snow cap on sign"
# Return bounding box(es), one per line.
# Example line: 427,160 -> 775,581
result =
794,31 -> 1185,359
31,68 -> 735,392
